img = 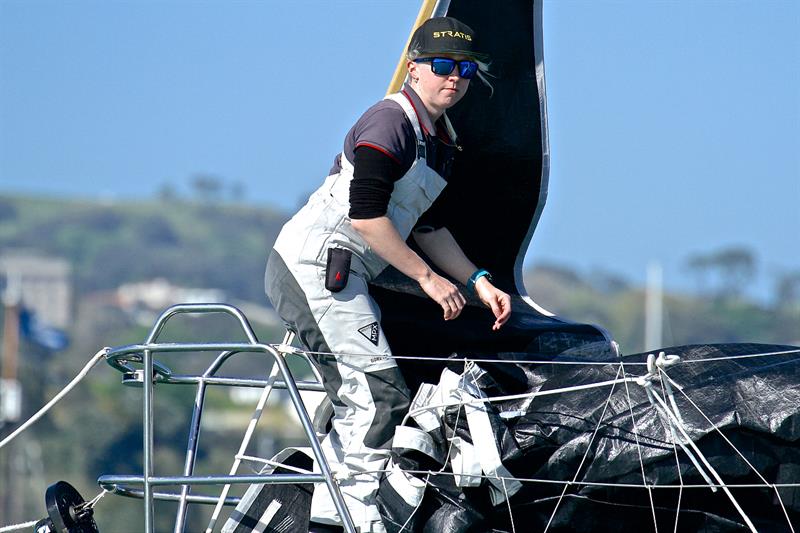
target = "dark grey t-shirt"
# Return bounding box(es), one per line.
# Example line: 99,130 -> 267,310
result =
328,86 -> 458,228
328,99 -> 416,175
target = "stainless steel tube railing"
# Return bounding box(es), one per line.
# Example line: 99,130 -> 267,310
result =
100,303 -> 356,533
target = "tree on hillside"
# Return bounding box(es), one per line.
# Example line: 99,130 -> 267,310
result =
157,182 -> 179,202
686,246 -> 756,299
775,270 -> 800,310
190,174 -> 223,203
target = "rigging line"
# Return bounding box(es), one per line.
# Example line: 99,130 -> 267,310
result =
350,468 -> 800,490
660,369 -> 796,533
636,354 -> 716,490
273,344 -> 649,366
619,360 -> 659,533
78,488 -> 110,511
643,386 -> 715,489
406,375 -> 642,419
397,361 -> 472,532
660,370 -> 781,487
206,341 -> 286,533
398,472 -> 431,533
274,345 -> 800,366
0,521 -> 38,533
646,385 -> 757,532
463,364 -> 520,500
544,365 -> 624,533
500,476 -> 516,533
0,347 -> 108,451
403,364 -> 469,531
679,348 -> 800,363
657,376 -> 684,533
441,399 -> 465,474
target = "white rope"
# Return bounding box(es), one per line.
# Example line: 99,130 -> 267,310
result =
657,376 -> 684,533
78,488 -> 110,511
397,472 -> 431,532
273,345 -> 800,367
661,370 -> 780,486
633,354 -> 716,490
398,360 -> 470,532
406,375 -> 641,420
680,348 -> 800,363
0,520 -> 38,532
500,476 -> 516,533
618,359 -> 659,532
0,489 -> 108,533
349,468 -> 800,490
544,365 -> 624,532
278,345 -> 647,366
205,331 -> 290,533
644,378 -> 756,531
660,369 -> 796,532
0,347 -> 108,450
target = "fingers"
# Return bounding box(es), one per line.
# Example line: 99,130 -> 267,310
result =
420,273 -> 465,321
492,295 -> 511,330
482,291 -> 511,331
441,291 -> 466,320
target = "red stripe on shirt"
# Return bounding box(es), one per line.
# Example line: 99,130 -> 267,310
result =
355,142 -> 402,165
401,89 -> 431,136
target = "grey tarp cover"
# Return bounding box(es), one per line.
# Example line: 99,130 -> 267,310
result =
225,343 -> 800,532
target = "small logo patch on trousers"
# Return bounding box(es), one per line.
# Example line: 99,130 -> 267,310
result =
358,322 -> 380,346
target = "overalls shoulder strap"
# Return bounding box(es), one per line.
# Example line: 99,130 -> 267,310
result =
384,92 -> 427,160
441,113 -> 458,146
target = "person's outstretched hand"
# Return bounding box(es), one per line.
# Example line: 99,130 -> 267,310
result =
475,278 -> 512,330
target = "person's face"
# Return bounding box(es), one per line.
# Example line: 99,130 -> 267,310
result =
407,54 -> 473,115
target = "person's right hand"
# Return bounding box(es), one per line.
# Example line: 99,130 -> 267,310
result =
419,272 -> 466,321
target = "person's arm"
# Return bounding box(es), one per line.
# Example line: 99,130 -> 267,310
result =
349,146 -> 466,321
413,227 -> 511,330
350,216 -> 466,321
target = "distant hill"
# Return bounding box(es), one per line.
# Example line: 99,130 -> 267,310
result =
1,193 -> 797,353
0,194 -> 289,300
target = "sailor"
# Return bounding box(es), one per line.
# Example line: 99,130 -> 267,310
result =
264,16 -> 511,532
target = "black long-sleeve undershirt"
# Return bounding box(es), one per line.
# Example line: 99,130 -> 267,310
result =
348,146 -> 409,220
348,142 -> 453,231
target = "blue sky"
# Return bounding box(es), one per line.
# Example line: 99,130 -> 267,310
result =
1,0 -> 798,301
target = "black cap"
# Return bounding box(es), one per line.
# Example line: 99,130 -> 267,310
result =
407,17 -> 489,63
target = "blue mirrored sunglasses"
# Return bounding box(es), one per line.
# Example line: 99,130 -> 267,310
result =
414,57 -> 479,79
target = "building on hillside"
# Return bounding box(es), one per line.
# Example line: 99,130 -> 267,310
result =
0,251 -> 72,327
114,278 -> 281,328
115,278 -> 226,326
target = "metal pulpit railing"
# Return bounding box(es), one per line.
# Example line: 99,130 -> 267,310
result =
98,303 -> 355,533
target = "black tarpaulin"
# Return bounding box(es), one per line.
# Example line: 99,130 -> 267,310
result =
376,343 -> 800,532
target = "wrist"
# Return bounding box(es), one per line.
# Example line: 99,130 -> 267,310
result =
467,269 -> 492,294
415,266 -> 434,284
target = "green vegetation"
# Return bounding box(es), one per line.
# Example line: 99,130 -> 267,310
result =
525,263 -> 799,353
0,194 -> 287,299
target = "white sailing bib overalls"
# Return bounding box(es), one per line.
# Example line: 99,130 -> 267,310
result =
267,90 -> 456,532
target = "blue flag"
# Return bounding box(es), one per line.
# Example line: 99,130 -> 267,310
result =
19,307 -> 69,351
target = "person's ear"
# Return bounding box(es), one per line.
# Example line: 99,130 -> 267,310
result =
407,60 -> 419,83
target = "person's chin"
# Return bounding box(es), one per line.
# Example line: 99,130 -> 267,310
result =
442,93 -> 462,107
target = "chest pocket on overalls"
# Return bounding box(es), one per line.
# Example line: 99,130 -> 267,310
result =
386,156 -> 447,240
